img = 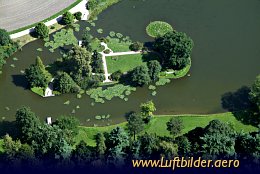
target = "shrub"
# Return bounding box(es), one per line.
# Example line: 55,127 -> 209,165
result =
110,70 -> 123,81
62,11 -> 75,25
74,12 -> 82,20
129,41 -> 143,51
34,23 -> 49,38
103,49 -> 111,54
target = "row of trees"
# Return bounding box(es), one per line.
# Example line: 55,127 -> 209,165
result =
0,28 -> 19,70
1,105 -> 260,170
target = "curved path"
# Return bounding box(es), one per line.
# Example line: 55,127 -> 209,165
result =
0,0 -> 76,31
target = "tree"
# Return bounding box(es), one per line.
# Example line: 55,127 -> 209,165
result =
129,41 -> 143,51
62,11 -> 75,25
126,112 -> 145,140
250,74 -> 260,110
201,120 -> 236,158
31,124 -> 72,160
82,30 -> 93,52
2,134 -> 22,162
106,127 -> 129,165
72,140 -> 92,166
175,136 -> 191,156
138,133 -> 159,159
54,116 -> 80,144
154,31 -> 194,70
147,60 -> 162,81
166,117 -> 184,137
74,12 -> 82,20
64,46 -> 92,79
15,106 -> 41,143
130,65 -> 151,86
54,72 -> 80,94
34,23 -> 49,38
25,57 -> 52,88
140,100 -> 156,118
235,132 -> 256,158
95,133 -> 106,159
0,28 -> 11,46
158,141 -> 178,159
91,50 -> 104,73
110,70 -> 123,81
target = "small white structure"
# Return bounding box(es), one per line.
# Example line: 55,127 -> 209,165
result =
78,40 -> 83,47
47,117 -> 52,125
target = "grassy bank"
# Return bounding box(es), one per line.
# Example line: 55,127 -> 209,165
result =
75,112 -> 257,146
88,0 -> 122,20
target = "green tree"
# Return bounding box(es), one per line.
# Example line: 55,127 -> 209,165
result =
16,144 -> 35,164
62,11 -> 75,25
72,140 -> 92,166
130,65 -> 151,86
158,141 -> 178,159
54,116 -> 80,144
65,46 -> 92,79
201,120 -> 236,158
34,22 -> 49,38
154,31 -> 194,70
55,72 -> 80,94
129,41 -> 143,51
126,112 -> 145,140
74,12 -> 82,20
82,30 -> 93,52
138,133 -> 159,158
15,106 -> 41,143
110,70 -> 123,81
25,57 -> 52,88
175,136 -> 191,155
106,127 -> 129,165
147,60 -> 162,81
140,100 -> 156,118
250,74 -> 260,110
91,50 -> 104,73
2,134 -> 22,162
0,28 -> 11,46
95,133 -> 106,159
31,124 -> 72,160
166,117 -> 184,137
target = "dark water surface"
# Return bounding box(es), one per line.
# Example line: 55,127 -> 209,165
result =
0,0 -> 259,125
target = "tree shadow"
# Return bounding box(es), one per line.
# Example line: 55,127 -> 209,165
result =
221,86 -> 260,126
142,51 -> 161,63
11,74 -> 29,89
0,121 -> 19,139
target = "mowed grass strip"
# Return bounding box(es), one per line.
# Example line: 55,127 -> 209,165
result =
75,112 -> 257,146
106,54 -> 146,73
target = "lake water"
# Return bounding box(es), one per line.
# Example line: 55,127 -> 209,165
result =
0,0 -> 259,126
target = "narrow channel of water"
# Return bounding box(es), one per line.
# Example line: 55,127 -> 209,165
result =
0,0 -> 259,126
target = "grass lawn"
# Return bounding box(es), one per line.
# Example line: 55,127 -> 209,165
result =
107,38 -> 131,52
31,87 -> 44,97
106,54 -> 146,73
75,112 -> 257,146
161,58 -> 191,79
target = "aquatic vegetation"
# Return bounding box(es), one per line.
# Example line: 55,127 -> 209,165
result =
97,28 -> 103,33
148,85 -> 156,90
86,84 -> 136,103
36,48 -> 43,52
155,78 -> 171,86
64,100 -> 70,105
109,31 -> 116,37
44,29 -> 77,51
146,21 -> 173,38
13,57 -> 18,61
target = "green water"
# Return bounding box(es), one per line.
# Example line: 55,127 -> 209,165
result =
0,0 -> 259,125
